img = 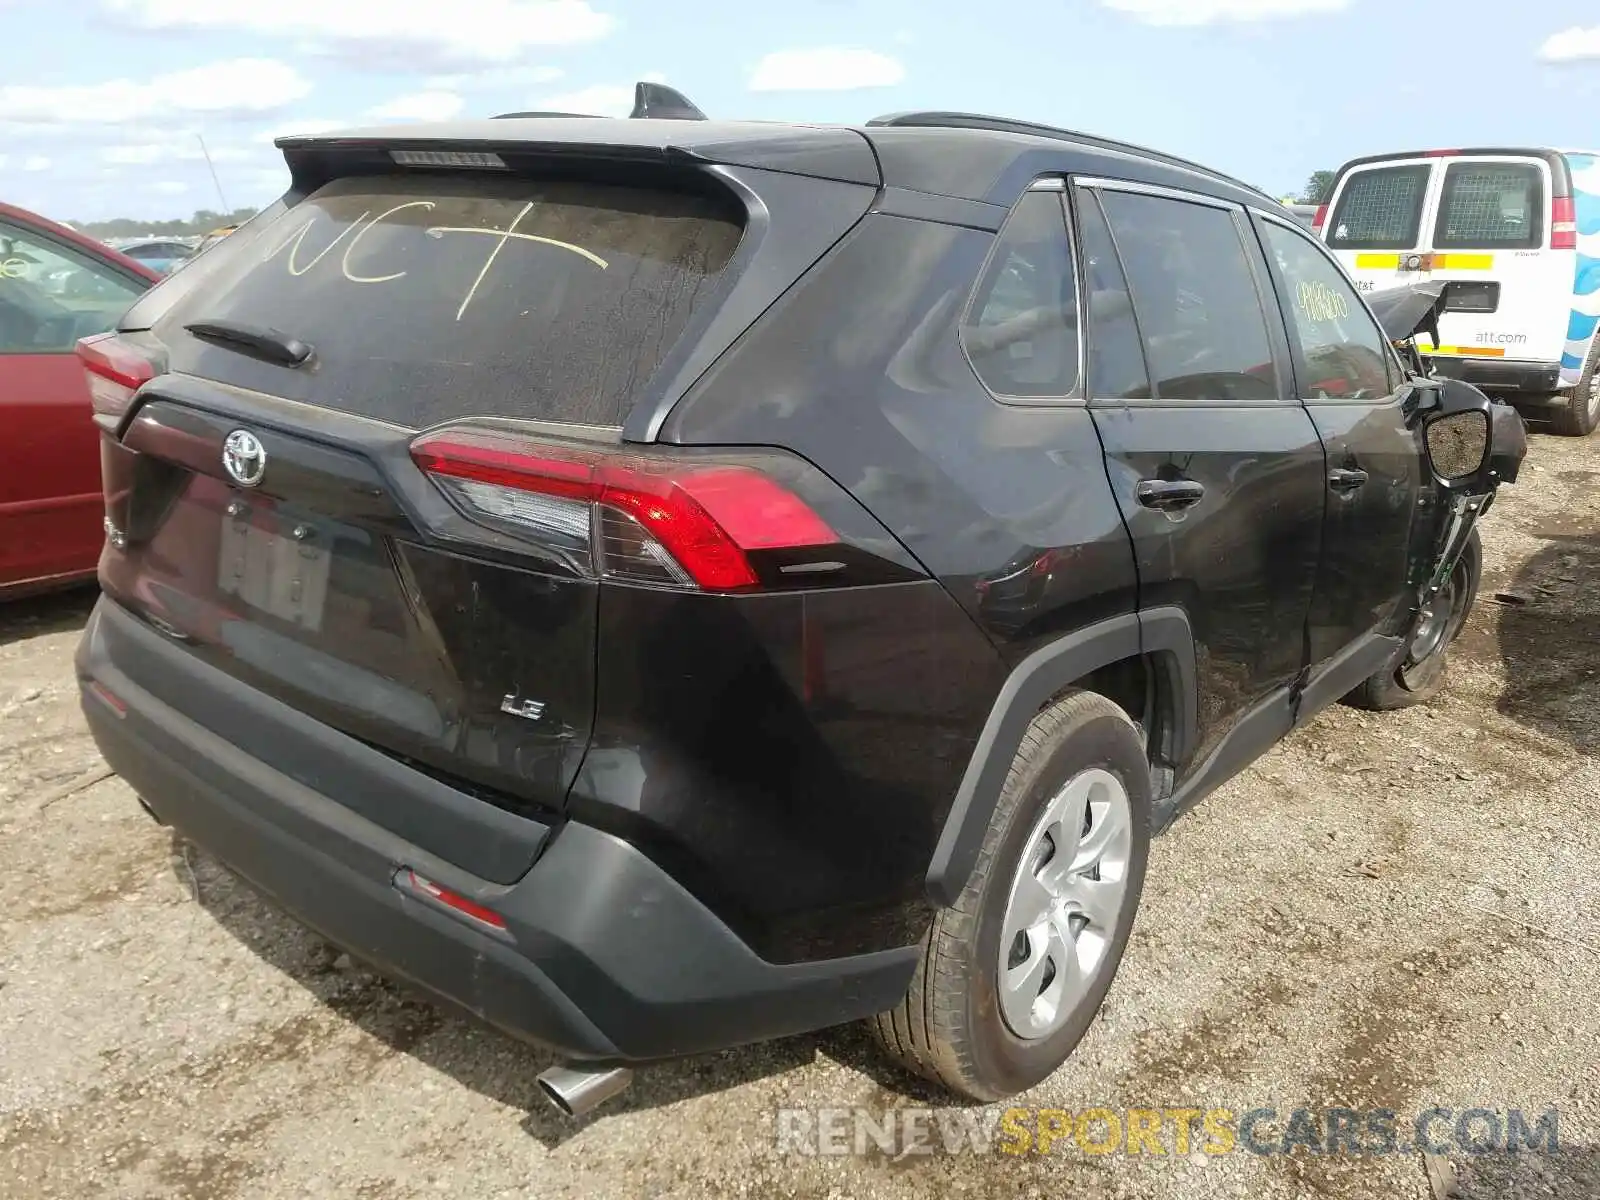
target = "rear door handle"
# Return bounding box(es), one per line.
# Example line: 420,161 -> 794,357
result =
1135,478 -> 1206,511
1329,467 -> 1369,492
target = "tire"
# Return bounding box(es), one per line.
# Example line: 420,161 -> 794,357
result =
1344,528 -> 1481,711
1548,339 -> 1600,437
870,689 -> 1151,1101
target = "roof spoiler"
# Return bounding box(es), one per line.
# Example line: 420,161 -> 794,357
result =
492,82 -> 707,122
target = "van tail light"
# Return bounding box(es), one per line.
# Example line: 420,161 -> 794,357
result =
76,333 -> 158,419
411,427 -> 838,592
1311,204 -> 1328,234
1552,196 -> 1578,250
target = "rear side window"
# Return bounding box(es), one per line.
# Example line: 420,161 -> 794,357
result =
1098,190 -> 1278,403
1261,221 -> 1397,400
1434,161 -> 1544,249
157,174 -> 743,428
962,189 -> 1080,399
1327,164 -> 1431,250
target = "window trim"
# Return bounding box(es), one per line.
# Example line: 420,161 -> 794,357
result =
0,217 -> 151,357
1081,178 -> 1294,408
1251,208 -> 1407,406
957,176 -> 1086,407
1069,184 -> 1155,405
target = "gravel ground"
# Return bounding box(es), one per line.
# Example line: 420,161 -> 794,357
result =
2,429 -> 1598,1200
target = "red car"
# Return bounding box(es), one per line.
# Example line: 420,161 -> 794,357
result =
1,203 -> 159,598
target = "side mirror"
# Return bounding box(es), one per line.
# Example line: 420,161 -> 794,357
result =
1419,377 -> 1526,491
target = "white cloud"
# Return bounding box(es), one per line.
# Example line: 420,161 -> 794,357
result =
367,90 -> 465,121
145,180 -> 189,194
1540,26 -> 1600,63
532,84 -> 633,116
23,155 -> 50,171
0,59 -> 310,125
105,0 -> 616,69
102,136 -> 252,166
1100,0 -> 1348,24
748,48 -> 905,92
424,64 -> 564,91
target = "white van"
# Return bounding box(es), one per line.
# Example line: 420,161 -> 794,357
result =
1317,148 -> 1600,435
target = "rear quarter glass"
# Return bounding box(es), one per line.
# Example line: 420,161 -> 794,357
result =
151,175 -> 744,429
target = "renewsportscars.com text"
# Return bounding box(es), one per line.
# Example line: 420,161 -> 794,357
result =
775,1105 -> 1560,1158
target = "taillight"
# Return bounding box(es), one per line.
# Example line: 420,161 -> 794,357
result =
1553,196 -> 1578,250
1311,203 -> 1329,234
411,427 -> 838,592
399,869 -> 507,932
76,333 -> 157,419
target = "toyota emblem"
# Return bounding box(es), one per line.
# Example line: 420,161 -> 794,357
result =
222,429 -> 267,488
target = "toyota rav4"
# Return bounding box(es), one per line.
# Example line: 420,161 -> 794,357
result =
74,85 -> 1525,1112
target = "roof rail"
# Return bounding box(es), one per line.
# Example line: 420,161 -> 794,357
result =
865,110 -> 1273,202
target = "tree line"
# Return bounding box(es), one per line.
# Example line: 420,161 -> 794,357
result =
1301,171 -> 1336,205
73,207 -> 260,240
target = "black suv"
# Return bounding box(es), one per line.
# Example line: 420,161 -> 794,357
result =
74,86 -> 1524,1111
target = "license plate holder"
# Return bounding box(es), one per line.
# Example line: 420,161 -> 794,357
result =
218,506 -> 332,632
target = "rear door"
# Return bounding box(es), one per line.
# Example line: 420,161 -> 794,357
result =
1078,181 -> 1326,768
95,170 -> 749,850
0,216 -> 149,590
1322,157 -> 1438,297
1426,156 -> 1565,364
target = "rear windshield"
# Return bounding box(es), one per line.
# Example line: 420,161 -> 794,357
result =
1327,164 -> 1431,250
1434,161 -> 1544,249
156,174 -> 743,428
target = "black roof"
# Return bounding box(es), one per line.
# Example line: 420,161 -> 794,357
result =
279,100 -> 1276,213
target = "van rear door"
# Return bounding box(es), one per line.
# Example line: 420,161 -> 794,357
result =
1424,155 -> 1567,366
1322,156 -> 1436,293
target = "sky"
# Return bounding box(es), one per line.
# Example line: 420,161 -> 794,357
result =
3,0 -> 1600,224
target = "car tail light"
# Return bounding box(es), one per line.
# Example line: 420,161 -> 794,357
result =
76,333 -> 157,419
1311,204 -> 1328,234
86,680 -> 127,718
399,869 -> 507,932
411,427 -> 838,591
1553,196 -> 1578,250
1424,148 -> 1461,157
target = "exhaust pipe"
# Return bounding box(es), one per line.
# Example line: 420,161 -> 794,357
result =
537,1064 -> 634,1117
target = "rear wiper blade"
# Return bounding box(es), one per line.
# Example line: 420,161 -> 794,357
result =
183,319 -> 314,368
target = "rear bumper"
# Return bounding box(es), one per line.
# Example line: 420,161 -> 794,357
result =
1426,356 -> 1564,396
76,598 -> 916,1063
